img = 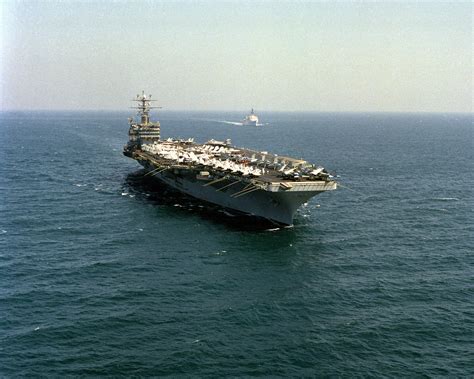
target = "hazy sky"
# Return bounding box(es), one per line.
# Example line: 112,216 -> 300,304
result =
1,1 -> 472,112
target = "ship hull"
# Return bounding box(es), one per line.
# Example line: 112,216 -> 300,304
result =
242,120 -> 258,126
138,160 -> 328,225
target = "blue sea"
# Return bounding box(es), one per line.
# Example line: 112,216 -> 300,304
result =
0,111 -> 472,377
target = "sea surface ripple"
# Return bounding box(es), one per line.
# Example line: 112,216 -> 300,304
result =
0,111 -> 472,376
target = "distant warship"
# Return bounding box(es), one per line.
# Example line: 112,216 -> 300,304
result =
242,108 -> 259,126
123,92 -> 336,226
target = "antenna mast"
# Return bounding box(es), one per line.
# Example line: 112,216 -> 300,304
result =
131,90 -> 161,125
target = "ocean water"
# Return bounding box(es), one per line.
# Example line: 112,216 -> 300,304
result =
0,111 -> 472,377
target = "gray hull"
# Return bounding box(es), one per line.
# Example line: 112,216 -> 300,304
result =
139,161 -> 326,225
242,120 -> 258,126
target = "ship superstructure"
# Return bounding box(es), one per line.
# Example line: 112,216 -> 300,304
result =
242,108 -> 259,126
124,92 -> 336,226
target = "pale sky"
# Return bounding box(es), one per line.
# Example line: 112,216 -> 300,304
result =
0,1 -> 472,112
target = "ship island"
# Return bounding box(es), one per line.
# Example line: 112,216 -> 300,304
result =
123,92 -> 337,226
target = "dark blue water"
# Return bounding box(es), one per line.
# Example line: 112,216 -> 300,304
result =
0,111 -> 472,376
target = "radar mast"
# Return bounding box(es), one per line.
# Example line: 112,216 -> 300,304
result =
131,90 -> 161,125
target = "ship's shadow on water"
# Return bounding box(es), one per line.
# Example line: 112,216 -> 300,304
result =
124,170 -> 289,232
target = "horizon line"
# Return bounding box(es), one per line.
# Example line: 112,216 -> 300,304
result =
0,108 -> 472,115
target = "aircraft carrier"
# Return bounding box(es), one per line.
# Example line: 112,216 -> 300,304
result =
123,92 -> 337,226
